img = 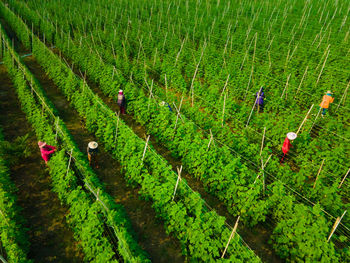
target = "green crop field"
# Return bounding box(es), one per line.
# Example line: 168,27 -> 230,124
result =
0,0 -> 349,262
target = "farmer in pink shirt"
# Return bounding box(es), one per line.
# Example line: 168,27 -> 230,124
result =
38,141 -> 56,165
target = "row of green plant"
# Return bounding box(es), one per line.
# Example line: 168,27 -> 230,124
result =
0,3 -> 261,261
0,128 -> 31,263
0,22 -> 150,263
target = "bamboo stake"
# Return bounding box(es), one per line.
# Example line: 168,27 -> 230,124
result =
221,216 -> 240,258
172,166 -> 183,201
295,66 -> 308,97
173,96 -> 184,131
327,210 -> 347,242
222,93 -> 226,127
309,106 -> 322,134
313,159 -> 325,188
175,36 -> 186,66
114,112 -> 120,144
316,48 -> 330,85
55,117 -> 60,141
336,80 -> 350,112
164,74 -> 168,99
66,149 -> 73,177
296,104 -> 314,134
190,42 -> 207,107
220,74 -> 230,98
280,73 -> 291,99
141,135 -> 150,162
338,167 -> 350,188
0,254 -> 7,263
260,127 -> 266,156
207,129 -> 215,151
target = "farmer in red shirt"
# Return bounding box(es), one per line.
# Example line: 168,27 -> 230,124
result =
38,141 -> 56,165
280,132 -> 297,164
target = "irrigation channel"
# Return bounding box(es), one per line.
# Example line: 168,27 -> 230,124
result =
0,17 -> 185,262
0,65 -> 84,262
1,12 -> 283,263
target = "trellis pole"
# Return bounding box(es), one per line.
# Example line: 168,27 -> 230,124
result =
295,66 -> 308,97
164,74 -> 168,99
55,117 -> 60,141
309,106 -> 322,134
141,135 -> 150,163
316,48 -> 330,85
190,42 -> 207,107
280,73 -> 291,99
222,93 -> 227,127
172,166 -> 182,201
221,216 -> 240,258
327,210 -> 347,242
66,149 -> 73,177
207,129 -> 215,151
246,87 -> 262,127
336,80 -> 350,112
338,167 -> 350,189
296,104 -> 314,134
260,127 -> 266,156
313,159 -> 325,189
0,255 -> 8,263
220,74 -> 230,98
173,96 -> 184,131
114,112 -> 120,144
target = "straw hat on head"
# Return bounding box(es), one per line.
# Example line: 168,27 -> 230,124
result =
326,90 -> 332,94
88,141 -> 98,149
38,141 -> 46,148
287,132 -> 297,141
159,101 -> 165,106
119,89 -> 123,93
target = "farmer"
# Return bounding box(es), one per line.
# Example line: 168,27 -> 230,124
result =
255,87 -> 265,113
319,90 -> 334,117
280,132 -> 297,164
159,101 -> 172,112
117,89 -> 126,115
87,141 -> 99,168
38,141 -> 56,165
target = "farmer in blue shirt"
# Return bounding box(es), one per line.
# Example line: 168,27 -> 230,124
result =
255,87 -> 265,113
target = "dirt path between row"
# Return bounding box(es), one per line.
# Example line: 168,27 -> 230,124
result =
0,65 -> 84,262
22,55 -> 185,263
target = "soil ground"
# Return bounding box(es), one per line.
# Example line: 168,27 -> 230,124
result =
0,65 -> 84,262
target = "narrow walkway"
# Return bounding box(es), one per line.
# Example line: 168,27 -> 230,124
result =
0,65 -> 84,262
22,55 -> 185,263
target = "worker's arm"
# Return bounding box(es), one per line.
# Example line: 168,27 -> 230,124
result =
330,97 -> 334,103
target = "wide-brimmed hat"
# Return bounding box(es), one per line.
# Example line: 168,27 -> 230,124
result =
88,141 -> 98,149
326,90 -> 332,94
287,132 -> 297,140
119,89 -> 123,93
159,101 -> 165,106
38,141 -> 46,148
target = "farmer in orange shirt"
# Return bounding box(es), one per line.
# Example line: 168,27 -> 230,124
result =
319,90 -> 334,117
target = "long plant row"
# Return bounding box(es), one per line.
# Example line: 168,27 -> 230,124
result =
0,128 -> 31,262
0,22 -> 150,263
0,2 -> 261,262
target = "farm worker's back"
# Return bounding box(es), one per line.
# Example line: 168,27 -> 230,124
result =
38,141 -> 56,163
319,93 -> 334,109
282,137 -> 291,154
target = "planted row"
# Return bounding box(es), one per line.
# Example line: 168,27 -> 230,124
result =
1,23 -> 149,262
